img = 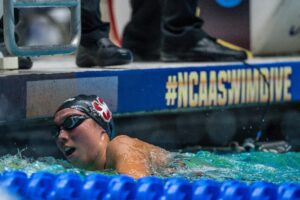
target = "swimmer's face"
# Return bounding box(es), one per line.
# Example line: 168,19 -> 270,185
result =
54,108 -> 109,170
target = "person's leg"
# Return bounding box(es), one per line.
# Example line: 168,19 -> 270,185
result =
122,0 -> 162,61
76,0 -> 132,67
80,0 -> 109,46
161,0 -> 248,62
161,0 -> 204,51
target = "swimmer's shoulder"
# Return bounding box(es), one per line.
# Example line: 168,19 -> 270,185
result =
105,135 -> 130,168
108,134 -> 169,156
109,135 -> 134,146
109,135 -> 147,147
106,135 -> 149,167
107,135 -> 127,151
106,135 -> 137,156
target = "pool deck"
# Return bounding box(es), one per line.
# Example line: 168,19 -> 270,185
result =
3,54 -> 300,72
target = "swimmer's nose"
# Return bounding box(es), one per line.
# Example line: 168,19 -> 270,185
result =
57,129 -> 69,144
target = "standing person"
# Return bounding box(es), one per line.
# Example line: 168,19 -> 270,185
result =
122,0 -> 249,62
53,95 -> 170,179
0,0 -> 133,68
76,0 -> 133,67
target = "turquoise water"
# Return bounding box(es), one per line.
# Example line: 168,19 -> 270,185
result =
1,151 -> 300,184
163,151 -> 300,183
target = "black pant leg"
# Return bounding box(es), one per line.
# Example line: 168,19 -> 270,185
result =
122,0 -> 161,56
80,0 -> 109,46
162,0 -> 206,51
0,17 -> 4,43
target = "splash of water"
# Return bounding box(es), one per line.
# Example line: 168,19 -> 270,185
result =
0,152 -> 116,177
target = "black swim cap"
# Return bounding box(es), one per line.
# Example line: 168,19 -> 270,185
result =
55,95 -> 115,139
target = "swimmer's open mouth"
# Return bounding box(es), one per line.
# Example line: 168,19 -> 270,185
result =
64,147 -> 76,157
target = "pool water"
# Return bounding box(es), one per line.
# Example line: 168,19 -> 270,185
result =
0,154 -> 116,177
161,151 -> 300,183
1,151 -> 300,184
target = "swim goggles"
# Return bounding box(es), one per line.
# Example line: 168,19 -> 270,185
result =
53,115 -> 89,138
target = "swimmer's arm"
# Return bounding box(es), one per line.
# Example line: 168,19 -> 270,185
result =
106,138 -> 151,179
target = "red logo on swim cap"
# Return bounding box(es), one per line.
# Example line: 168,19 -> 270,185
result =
92,97 -> 112,122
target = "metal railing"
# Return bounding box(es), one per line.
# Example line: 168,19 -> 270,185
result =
3,0 -> 81,56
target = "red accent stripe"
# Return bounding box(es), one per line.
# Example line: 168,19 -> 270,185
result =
108,0 -> 122,47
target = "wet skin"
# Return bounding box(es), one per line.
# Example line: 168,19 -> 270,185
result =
54,108 -> 169,179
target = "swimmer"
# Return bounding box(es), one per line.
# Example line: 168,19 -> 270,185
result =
53,95 -> 170,179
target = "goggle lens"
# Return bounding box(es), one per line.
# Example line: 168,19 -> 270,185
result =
53,115 -> 89,138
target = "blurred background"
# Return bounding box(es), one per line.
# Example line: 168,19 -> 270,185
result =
1,0 -> 300,158
13,0 -> 300,56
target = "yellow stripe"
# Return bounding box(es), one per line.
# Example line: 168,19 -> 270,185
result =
217,39 -> 253,59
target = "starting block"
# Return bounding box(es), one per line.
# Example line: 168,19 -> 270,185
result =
2,0 -> 81,57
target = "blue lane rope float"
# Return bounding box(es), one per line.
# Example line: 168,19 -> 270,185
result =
1,171 -> 300,200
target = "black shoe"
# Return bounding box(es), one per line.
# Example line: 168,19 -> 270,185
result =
161,36 -> 248,62
18,57 -> 33,69
132,52 -> 160,62
76,38 -> 133,67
